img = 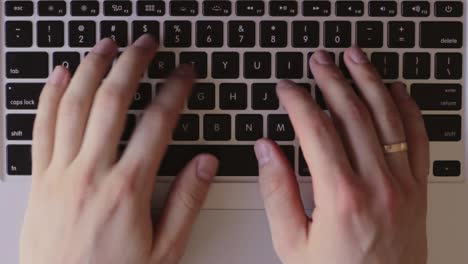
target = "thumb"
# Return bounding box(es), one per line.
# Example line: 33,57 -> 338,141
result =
255,139 -> 309,255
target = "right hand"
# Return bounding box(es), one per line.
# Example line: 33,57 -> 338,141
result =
255,48 -> 429,264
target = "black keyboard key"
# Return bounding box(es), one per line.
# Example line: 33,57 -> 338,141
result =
371,52 -> 399,79
130,83 -> 152,110
236,1 -> 265,16
164,21 -> 191,47
170,1 -> 198,16
38,1 -> 66,16
356,21 -> 383,48
71,1 -> 99,16
420,22 -> 463,49
269,1 -> 298,16
180,52 -> 208,79
299,148 -> 310,176
303,1 -> 331,16
6,83 -> 43,109
292,21 -> 320,48
212,52 -> 240,79
158,145 -> 294,176
220,83 -> 247,110
236,115 -> 263,141
244,52 -> 271,79
196,21 -> 223,47
336,1 -> 364,16
276,52 -> 303,79
7,114 -> 34,140
101,21 -> 128,47
104,1 -> 132,16
260,21 -> 287,47
69,21 -> 96,47
252,83 -> 279,110
324,21 -> 351,48
369,1 -> 397,16
6,52 -> 49,79
53,52 -> 80,75
173,114 -> 199,141
8,145 -> 32,175
435,53 -> 463,80
403,53 -> 431,79
402,1 -> 430,17
433,161 -> 461,177
268,115 -> 295,141
133,21 -> 160,43
5,21 -> 32,47
423,115 -> 461,142
5,1 -> 33,16
388,21 -> 415,48
37,21 -> 64,47
148,52 -> 176,79
228,21 -> 255,47
204,115 -> 231,141
137,1 -> 165,16
411,84 -> 461,111
188,83 -> 215,110
203,1 -> 232,16
435,1 -> 463,17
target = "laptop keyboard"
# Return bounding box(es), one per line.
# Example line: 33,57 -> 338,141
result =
2,1 -> 465,180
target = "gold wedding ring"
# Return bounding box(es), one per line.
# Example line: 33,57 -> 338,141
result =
383,142 -> 408,154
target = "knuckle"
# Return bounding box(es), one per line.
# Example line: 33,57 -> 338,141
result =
336,179 -> 369,218
59,94 -> 87,117
346,99 -> 371,123
175,187 -> 204,211
259,172 -> 285,202
382,108 -> 404,132
379,178 -> 404,218
96,84 -> 129,109
146,104 -> 173,126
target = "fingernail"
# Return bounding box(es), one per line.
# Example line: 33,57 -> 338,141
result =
348,47 -> 369,64
313,50 -> 333,65
254,141 -> 271,168
92,38 -> 117,55
47,66 -> 67,85
197,155 -> 218,181
133,34 -> 158,50
277,80 -> 296,90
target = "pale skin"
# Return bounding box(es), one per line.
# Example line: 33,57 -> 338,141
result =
20,34 -> 428,264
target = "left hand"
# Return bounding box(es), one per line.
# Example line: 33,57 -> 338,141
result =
20,35 -> 218,264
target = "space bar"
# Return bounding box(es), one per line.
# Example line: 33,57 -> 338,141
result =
158,145 -> 295,176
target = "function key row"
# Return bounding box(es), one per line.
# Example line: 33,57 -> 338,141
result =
5,1 -> 464,17
5,20 -> 464,50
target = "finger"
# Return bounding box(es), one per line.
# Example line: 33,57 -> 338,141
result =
344,47 -> 412,183
276,80 -> 355,204
254,139 -> 309,254
32,66 -> 70,175
52,38 -> 118,165
152,154 -> 218,262
390,83 -> 430,184
309,51 -> 389,184
119,65 -> 195,189
79,34 -> 158,169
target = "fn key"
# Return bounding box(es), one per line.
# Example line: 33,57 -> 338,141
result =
8,145 -> 32,175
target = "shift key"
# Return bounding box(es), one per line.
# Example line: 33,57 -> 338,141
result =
420,22 -> 463,48
423,115 -> 461,141
6,52 -> 49,78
